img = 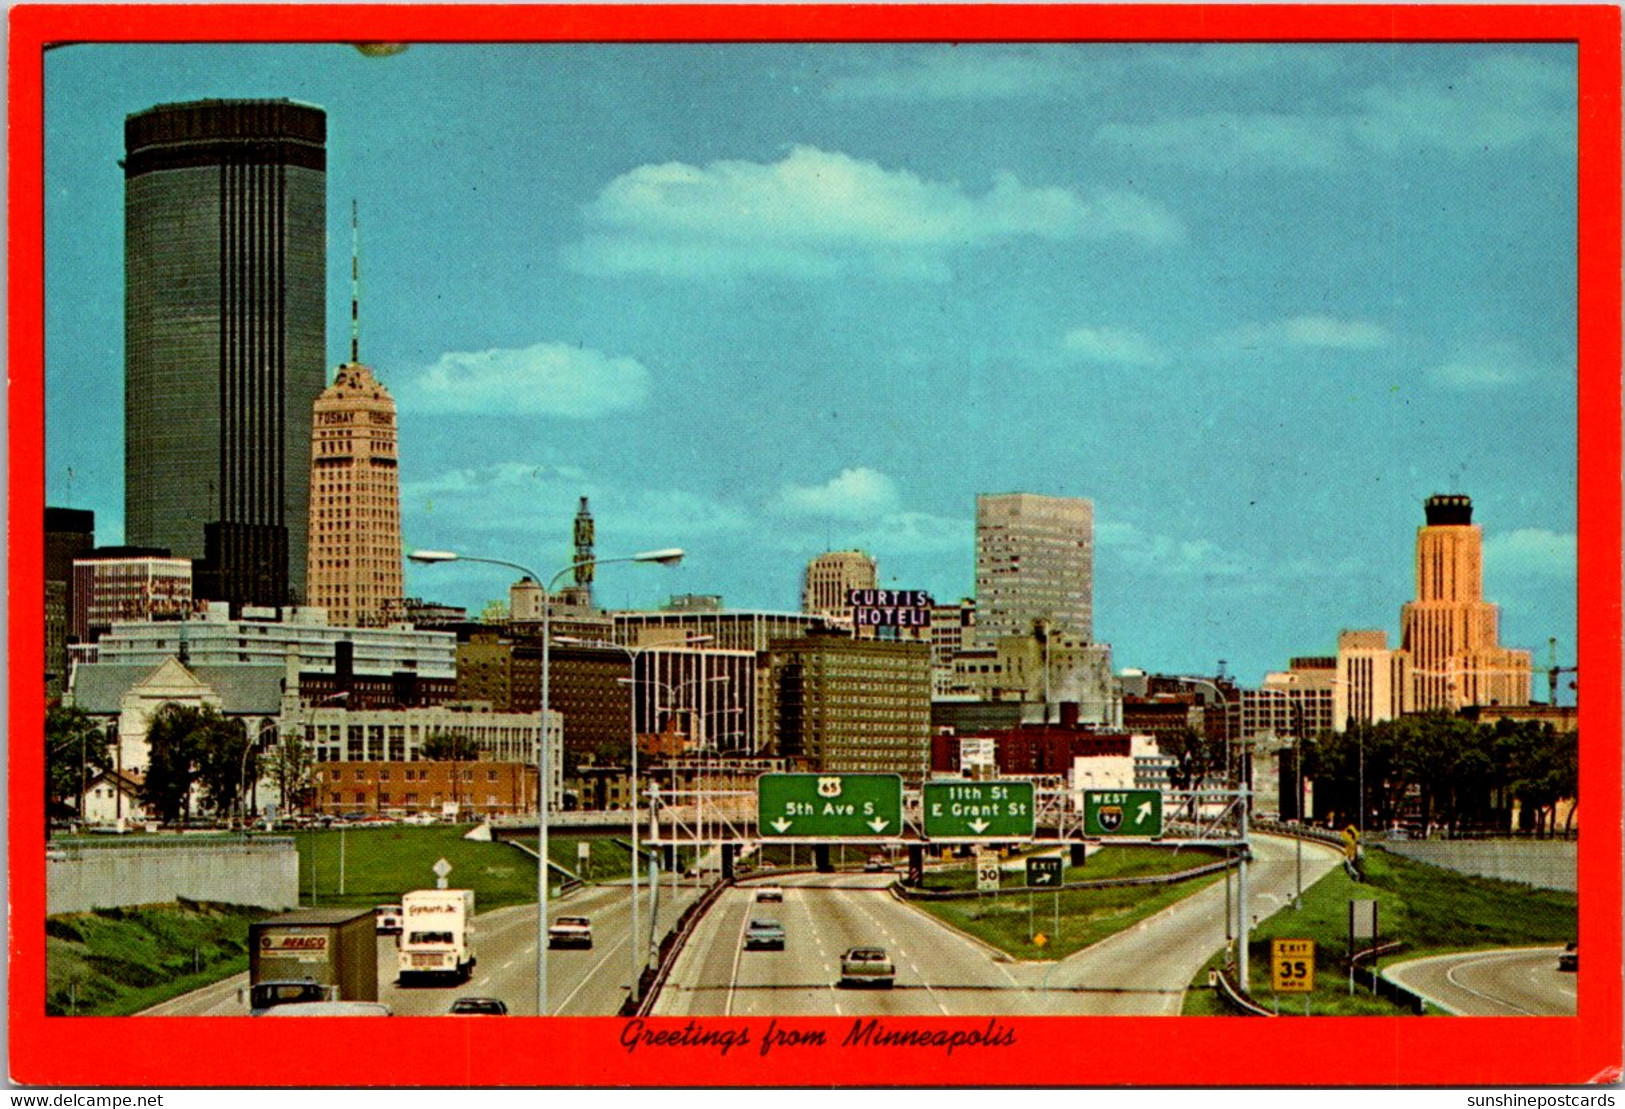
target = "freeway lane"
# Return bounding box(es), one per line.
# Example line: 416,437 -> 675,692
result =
652,872 -> 1032,1017
142,877 -> 703,1016
651,834 -> 1345,1017
1381,947 -> 1577,1015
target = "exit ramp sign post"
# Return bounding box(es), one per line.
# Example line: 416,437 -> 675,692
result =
757,773 -> 904,838
922,780 -> 1035,839
1082,790 -> 1163,837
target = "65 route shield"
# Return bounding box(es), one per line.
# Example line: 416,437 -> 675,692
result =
757,773 -> 904,838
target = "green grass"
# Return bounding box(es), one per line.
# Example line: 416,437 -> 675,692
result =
907,846 -> 1228,960
1182,847 -> 1579,1015
919,845 -> 1223,892
292,824 -> 619,910
46,899 -> 265,1016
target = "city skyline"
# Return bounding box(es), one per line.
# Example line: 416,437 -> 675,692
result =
44,42 -> 1578,683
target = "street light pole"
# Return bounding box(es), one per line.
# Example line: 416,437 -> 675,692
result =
410,545 -> 682,1016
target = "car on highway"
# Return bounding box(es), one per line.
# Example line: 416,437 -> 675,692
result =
374,904 -> 403,935
839,947 -> 896,988
1558,942 -> 1578,972
449,997 -> 509,1015
743,918 -> 786,951
548,915 -> 593,949
863,855 -> 892,873
754,886 -> 784,903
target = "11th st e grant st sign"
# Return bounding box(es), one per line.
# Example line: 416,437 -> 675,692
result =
757,773 -> 903,837
921,780 -> 1035,839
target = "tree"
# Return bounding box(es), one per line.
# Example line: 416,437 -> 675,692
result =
46,704 -> 112,829
421,731 -> 478,761
140,704 -> 244,824
269,733 -> 317,815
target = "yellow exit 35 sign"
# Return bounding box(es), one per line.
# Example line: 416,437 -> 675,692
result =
1271,938 -> 1316,993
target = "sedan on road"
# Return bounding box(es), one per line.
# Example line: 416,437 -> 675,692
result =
1558,942 -> 1578,972
449,997 -> 509,1015
743,919 -> 786,951
548,916 -> 593,949
839,947 -> 896,988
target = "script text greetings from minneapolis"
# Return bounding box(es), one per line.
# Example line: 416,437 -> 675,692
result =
620,1018 -> 1018,1059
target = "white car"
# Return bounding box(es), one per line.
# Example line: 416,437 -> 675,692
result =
548,916 -> 593,949
754,886 -> 784,903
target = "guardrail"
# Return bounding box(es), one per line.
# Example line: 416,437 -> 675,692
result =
625,875 -> 730,1018
1213,966 -> 1274,1017
1352,941 -> 1426,1014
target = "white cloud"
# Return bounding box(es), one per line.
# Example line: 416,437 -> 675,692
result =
1062,326 -> 1169,368
1352,52 -> 1576,155
567,146 -> 1182,279
1484,528 -> 1577,577
1095,112 -> 1351,171
825,50 -> 1078,102
1096,520 -> 1248,579
403,463 -> 752,547
1425,341 -> 1555,391
402,342 -> 650,417
1095,52 -> 1573,171
774,467 -> 900,519
1221,314 -> 1392,352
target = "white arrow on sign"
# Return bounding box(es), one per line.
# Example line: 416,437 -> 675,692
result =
771,818 -> 793,833
867,818 -> 890,833
966,819 -> 990,834
1135,801 -> 1154,825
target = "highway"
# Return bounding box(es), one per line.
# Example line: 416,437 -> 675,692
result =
652,834 -> 1345,1016
1381,947 -> 1577,1015
142,877 -> 703,1016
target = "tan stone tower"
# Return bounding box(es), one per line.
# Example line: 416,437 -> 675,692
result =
1399,494 -> 1531,711
305,204 -> 403,626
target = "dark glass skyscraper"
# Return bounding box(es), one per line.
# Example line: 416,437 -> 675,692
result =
124,99 -> 326,607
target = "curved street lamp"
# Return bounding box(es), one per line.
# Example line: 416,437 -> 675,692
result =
408,545 -> 682,1015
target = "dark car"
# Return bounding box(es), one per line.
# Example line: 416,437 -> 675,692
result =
1558,942 -> 1578,972
449,997 -> 509,1015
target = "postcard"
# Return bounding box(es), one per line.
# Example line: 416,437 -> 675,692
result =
8,3 -> 1621,1089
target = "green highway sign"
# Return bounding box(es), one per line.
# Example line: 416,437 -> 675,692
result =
922,780 -> 1035,838
1026,857 -> 1064,887
1082,790 -> 1163,837
757,773 -> 904,838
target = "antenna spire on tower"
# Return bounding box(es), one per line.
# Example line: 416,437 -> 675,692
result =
350,199 -> 361,364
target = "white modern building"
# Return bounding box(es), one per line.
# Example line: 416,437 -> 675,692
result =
90,602 -> 456,679
975,493 -> 1094,645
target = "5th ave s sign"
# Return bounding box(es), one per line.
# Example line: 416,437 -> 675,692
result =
757,773 -> 903,838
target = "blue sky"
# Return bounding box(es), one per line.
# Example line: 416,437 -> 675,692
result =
43,42 -> 1579,685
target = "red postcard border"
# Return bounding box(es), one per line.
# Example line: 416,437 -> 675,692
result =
8,4 -> 1621,1087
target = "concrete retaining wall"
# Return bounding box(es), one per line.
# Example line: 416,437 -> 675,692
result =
1378,839 -> 1576,892
47,839 -> 300,915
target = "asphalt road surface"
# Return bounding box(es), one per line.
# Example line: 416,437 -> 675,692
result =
1381,947 -> 1577,1015
141,878 -> 703,1017
651,834 -> 1344,1017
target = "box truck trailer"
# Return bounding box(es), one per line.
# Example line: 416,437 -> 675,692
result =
243,908 -> 379,1014
398,889 -> 477,983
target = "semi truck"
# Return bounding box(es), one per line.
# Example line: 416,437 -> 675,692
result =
398,889 -> 477,984
243,908 -> 379,1014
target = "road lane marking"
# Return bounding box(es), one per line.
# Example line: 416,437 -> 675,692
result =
724,891 -> 753,1017
1442,951 -> 1541,1016
553,931 -> 631,1015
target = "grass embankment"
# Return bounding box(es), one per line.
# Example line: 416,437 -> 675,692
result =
294,825 -> 633,910
908,846 -> 1227,961
1182,846 -> 1579,1016
46,899 -> 264,1016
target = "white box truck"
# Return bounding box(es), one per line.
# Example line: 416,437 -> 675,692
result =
397,889 -> 477,984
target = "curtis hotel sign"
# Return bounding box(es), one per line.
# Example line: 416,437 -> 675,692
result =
848,590 -> 933,628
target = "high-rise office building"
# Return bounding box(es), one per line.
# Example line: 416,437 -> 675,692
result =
306,363 -> 403,626
975,493 -> 1094,644
124,99 -> 326,608
801,549 -> 878,621
1334,629 -> 1412,731
1399,494 -> 1532,711
45,507 -> 95,696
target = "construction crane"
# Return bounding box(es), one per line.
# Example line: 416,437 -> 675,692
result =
1547,637 -> 1578,706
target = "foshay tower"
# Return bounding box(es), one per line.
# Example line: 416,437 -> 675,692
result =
1399,494 -> 1531,711
305,204 -> 403,626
